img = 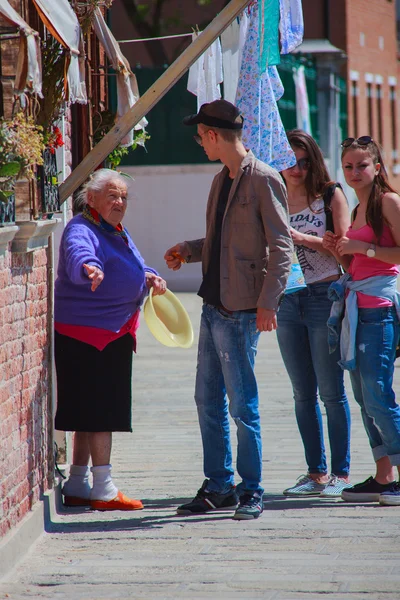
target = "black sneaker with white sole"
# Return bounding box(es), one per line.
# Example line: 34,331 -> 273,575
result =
176,479 -> 239,515
341,476 -> 396,502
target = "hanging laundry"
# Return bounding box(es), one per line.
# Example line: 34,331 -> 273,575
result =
293,65 -> 312,134
32,0 -> 87,103
235,3 -> 296,172
92,8 -> 147,147
187,33 -> 223,111
221,11 -> 249,104
279,0 -> 304,54
258,0 -> 280,73
220,19 -> 240,104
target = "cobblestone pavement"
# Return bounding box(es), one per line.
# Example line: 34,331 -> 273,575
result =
1,293 -> 400,600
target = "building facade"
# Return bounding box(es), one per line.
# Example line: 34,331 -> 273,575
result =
0,0 -> 111,554
302,0 -> 400,182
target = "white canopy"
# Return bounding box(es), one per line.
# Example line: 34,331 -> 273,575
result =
92,7 -> 147,147
32,0 -> 87,104
0,0 -> 42,97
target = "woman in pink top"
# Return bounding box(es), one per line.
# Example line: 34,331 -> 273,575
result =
324,137 -> 400,506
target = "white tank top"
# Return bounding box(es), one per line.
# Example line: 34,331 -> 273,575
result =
290,198 -> 340,285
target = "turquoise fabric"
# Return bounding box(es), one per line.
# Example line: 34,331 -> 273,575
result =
259,0 -> 280,73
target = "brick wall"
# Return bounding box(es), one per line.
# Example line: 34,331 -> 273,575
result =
345,0 -> 400,181
0,248 -> 53,539
304,0 -> 400,183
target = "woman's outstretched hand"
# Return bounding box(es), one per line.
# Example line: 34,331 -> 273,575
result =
83,263 -> 104,292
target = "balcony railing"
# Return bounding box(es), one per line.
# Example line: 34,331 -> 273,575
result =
0,195 -> 15,226
38,148 -> 61,215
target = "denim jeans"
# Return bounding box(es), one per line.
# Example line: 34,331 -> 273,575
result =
194,303 -> 263,495
349,307 -> 400,466
276,282 -> 351,476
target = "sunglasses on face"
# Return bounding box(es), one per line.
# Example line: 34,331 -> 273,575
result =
341,136 -> 373,148
288,157 -> 310,171
193,134 -> 203,145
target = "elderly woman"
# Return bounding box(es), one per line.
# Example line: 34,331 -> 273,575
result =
55,169 -> 166,511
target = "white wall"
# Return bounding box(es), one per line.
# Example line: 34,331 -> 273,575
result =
123,163 -> 221,291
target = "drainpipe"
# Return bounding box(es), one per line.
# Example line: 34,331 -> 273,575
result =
52,114 -> 71,478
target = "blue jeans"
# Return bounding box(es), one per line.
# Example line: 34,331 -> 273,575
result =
349,306 -> 400,466
276,282 -> 351,476
194,304 -> 262,495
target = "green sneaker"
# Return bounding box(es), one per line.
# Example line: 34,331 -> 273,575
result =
233,492 -> 263,520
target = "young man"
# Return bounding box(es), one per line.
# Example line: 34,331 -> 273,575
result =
164,100 -> 292,520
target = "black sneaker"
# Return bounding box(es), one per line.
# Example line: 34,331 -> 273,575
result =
233,492 -> 263,520
341,476 -> 396,502
176,479 -> 238,515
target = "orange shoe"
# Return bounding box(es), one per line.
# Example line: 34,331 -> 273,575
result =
63,495 -> 91,507
90,490 -> 144,511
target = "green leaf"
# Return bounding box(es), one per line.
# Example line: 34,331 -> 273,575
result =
136,4 -> 149,18
0,190 -> 13,203
0,161 -> 20,176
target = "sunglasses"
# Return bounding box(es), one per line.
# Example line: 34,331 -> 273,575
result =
341,136 -> 373,148
288,157 -> 310,171
193,134 -> 203,145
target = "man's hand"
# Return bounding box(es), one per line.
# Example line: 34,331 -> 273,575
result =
256,307 -> 277,332
83,263 -> 104,292
164,242 -> 189,271
145,272 -> 167,295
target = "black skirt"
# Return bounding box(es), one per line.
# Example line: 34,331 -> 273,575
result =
54,332 -> 134,432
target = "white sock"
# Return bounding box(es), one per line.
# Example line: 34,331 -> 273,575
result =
90,464 -> 118,501
62,465 -> 91,499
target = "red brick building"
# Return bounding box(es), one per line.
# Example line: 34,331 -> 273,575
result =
0,0 -> 110,562
302,0 -> 400,182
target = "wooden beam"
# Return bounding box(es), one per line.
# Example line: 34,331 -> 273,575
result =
59,0 -> 251,203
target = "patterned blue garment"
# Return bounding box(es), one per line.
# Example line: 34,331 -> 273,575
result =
235,4 -> 296,171
279,0 -> 304,55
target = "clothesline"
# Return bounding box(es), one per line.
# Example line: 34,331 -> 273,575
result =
118,32 -> 193,44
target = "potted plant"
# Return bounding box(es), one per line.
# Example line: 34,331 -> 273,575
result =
0,112 -> 44,204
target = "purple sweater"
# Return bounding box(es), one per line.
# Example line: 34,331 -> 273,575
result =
55,214 -> 157,331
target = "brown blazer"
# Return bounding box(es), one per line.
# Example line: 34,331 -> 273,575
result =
186,151 -> 293,311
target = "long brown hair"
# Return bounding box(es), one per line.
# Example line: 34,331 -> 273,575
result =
341,140 -> 397,241
284,129 -> 334,207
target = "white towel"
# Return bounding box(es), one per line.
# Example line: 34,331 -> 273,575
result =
187,33 -> 223,111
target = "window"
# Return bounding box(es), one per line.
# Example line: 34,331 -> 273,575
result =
376,84 -> 383,144
351,80 -> 358,137
367,83 -> 374,137
390,85 -> 397,161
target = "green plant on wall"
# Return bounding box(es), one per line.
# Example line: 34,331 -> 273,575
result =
36,36 -> 66,135
0,113 -> 45,203
93,109 -> 150,169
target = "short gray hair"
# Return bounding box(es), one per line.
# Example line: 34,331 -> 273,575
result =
73,169 -> 134,213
